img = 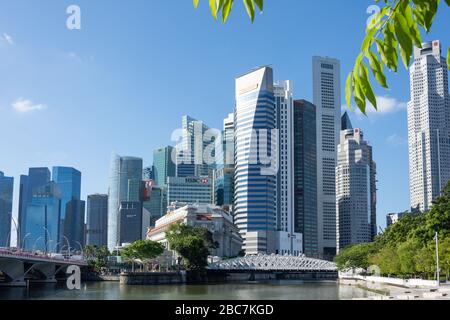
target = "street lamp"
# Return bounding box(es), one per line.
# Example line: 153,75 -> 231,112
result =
63,236 -> 71,259
22,233 -> 32,251
32,236 -> 43,252
75,241 -> 84,258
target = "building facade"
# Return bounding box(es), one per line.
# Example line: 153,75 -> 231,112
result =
408,40 -> 450,212
273,81 -> 301,255
166,176 -> 212,205
52,167 -> 85,249
107,154 -> 143,251
293,100 -> 318,257
336,127 -> 377,253
153,146 -> 176,187
86,194 -> 108,247
148,204 -> 243,263
142,180 -> 167,227
313,56 -> 341,259
234,66 -> 277,255
0,171 -> 14,247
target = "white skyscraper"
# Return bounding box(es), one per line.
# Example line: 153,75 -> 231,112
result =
336,126 -> 377,253
273,81 -> 301,255
313,56 -> 341,259
408,40 -> 450,212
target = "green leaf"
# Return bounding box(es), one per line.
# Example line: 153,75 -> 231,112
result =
367,51 -> 388,88
222,0 -> 233,22
403,4 -> 422,48
209,0 -> 218,20
243,0 -> 255,22
194,0 -> 200,9
345,72 -> 353,111
393,12 -> 413,69
254,0 -> 264,11
359,63 -> 377,110
447,47 -> 450,70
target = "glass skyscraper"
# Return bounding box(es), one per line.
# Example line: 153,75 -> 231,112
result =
234,66 -> 277,255
153,146 -> 176,186
107,154 -> 143,251
293,100 -> 318,257
23,182 -> 61,252
18,167 -> 51,249
0,171 -> 14,248
86,194 -> 108,247
52,167 -> 85,249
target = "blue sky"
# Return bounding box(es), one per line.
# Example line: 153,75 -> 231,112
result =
0,0 -> 449,237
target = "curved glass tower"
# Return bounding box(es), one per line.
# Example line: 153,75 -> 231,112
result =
234,66 -> 277,255
107,154 -> 143,251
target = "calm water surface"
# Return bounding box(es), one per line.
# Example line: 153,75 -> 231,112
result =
0,280 -> 373,300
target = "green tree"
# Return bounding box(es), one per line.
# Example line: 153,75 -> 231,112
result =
370,246 -> 401,276
414,243 -> 435,279
397,239 -> 421,276
194,0 -> 450,115
121,240 -> 164,272
334,242 -> 378,271
84,245 -> 111,272
438,237 -> 450,280
166,222 -> 217,270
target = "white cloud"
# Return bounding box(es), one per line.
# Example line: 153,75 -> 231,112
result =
66,52 -> 82,63
386,134 -> 408,147
12,98 -> 47,113
2,33 -> 14,45
344,95 -> 407,117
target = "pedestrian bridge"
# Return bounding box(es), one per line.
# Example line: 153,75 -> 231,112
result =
208,254 -> 337,272
0,248 -> 87,287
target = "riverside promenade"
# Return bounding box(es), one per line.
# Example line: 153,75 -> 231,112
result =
340,275 -> 450,300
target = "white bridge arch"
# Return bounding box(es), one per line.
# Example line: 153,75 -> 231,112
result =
208,254 -> 337,272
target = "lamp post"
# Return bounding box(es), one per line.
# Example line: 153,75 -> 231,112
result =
435,232 -> 440,287
32,236 -> 43,252
75,241 -> 84,258
63,236 -> 71,259
43,227 -> 51,253
22,233 -> 32,251
11,216 -> 19,248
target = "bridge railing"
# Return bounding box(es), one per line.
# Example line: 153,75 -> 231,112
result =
0,248 -> 87,265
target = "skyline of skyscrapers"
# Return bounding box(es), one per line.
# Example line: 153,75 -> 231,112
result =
408,40 -> 450,212
153,146 -> 176,187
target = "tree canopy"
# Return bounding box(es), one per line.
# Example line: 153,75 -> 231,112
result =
194,0 -> 450,115
166,222 -> 218,270
121,240 -> 164,263
335,181 -> 450,279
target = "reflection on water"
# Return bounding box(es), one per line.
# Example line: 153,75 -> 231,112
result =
0,280 -> 372,300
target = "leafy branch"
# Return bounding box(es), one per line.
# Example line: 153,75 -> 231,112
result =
194,0 -> 450,115
346,0 -> 450,114
193,0 -> 263,23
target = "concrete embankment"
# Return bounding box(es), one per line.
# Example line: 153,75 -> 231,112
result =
340,276 -> 450,300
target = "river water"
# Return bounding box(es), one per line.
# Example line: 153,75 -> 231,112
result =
0,280 -> 374,300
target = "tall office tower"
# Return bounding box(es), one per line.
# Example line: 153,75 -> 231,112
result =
313,56 -> 341,259
107,154 -> 143,251
234,66 -> 277,255
0,171 -> 14,247
52,167 -> 85,249
336,124 -> 377,253
86,194 -> 108,247
408,40 -> 450,212
18,167 -> 51,248
23,182 -> 61,252
293,100 -> 318,257
273,81 -> 301,255
214,113 -> 236,209
153,146 -> 176,187
176,115 -> 216,178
